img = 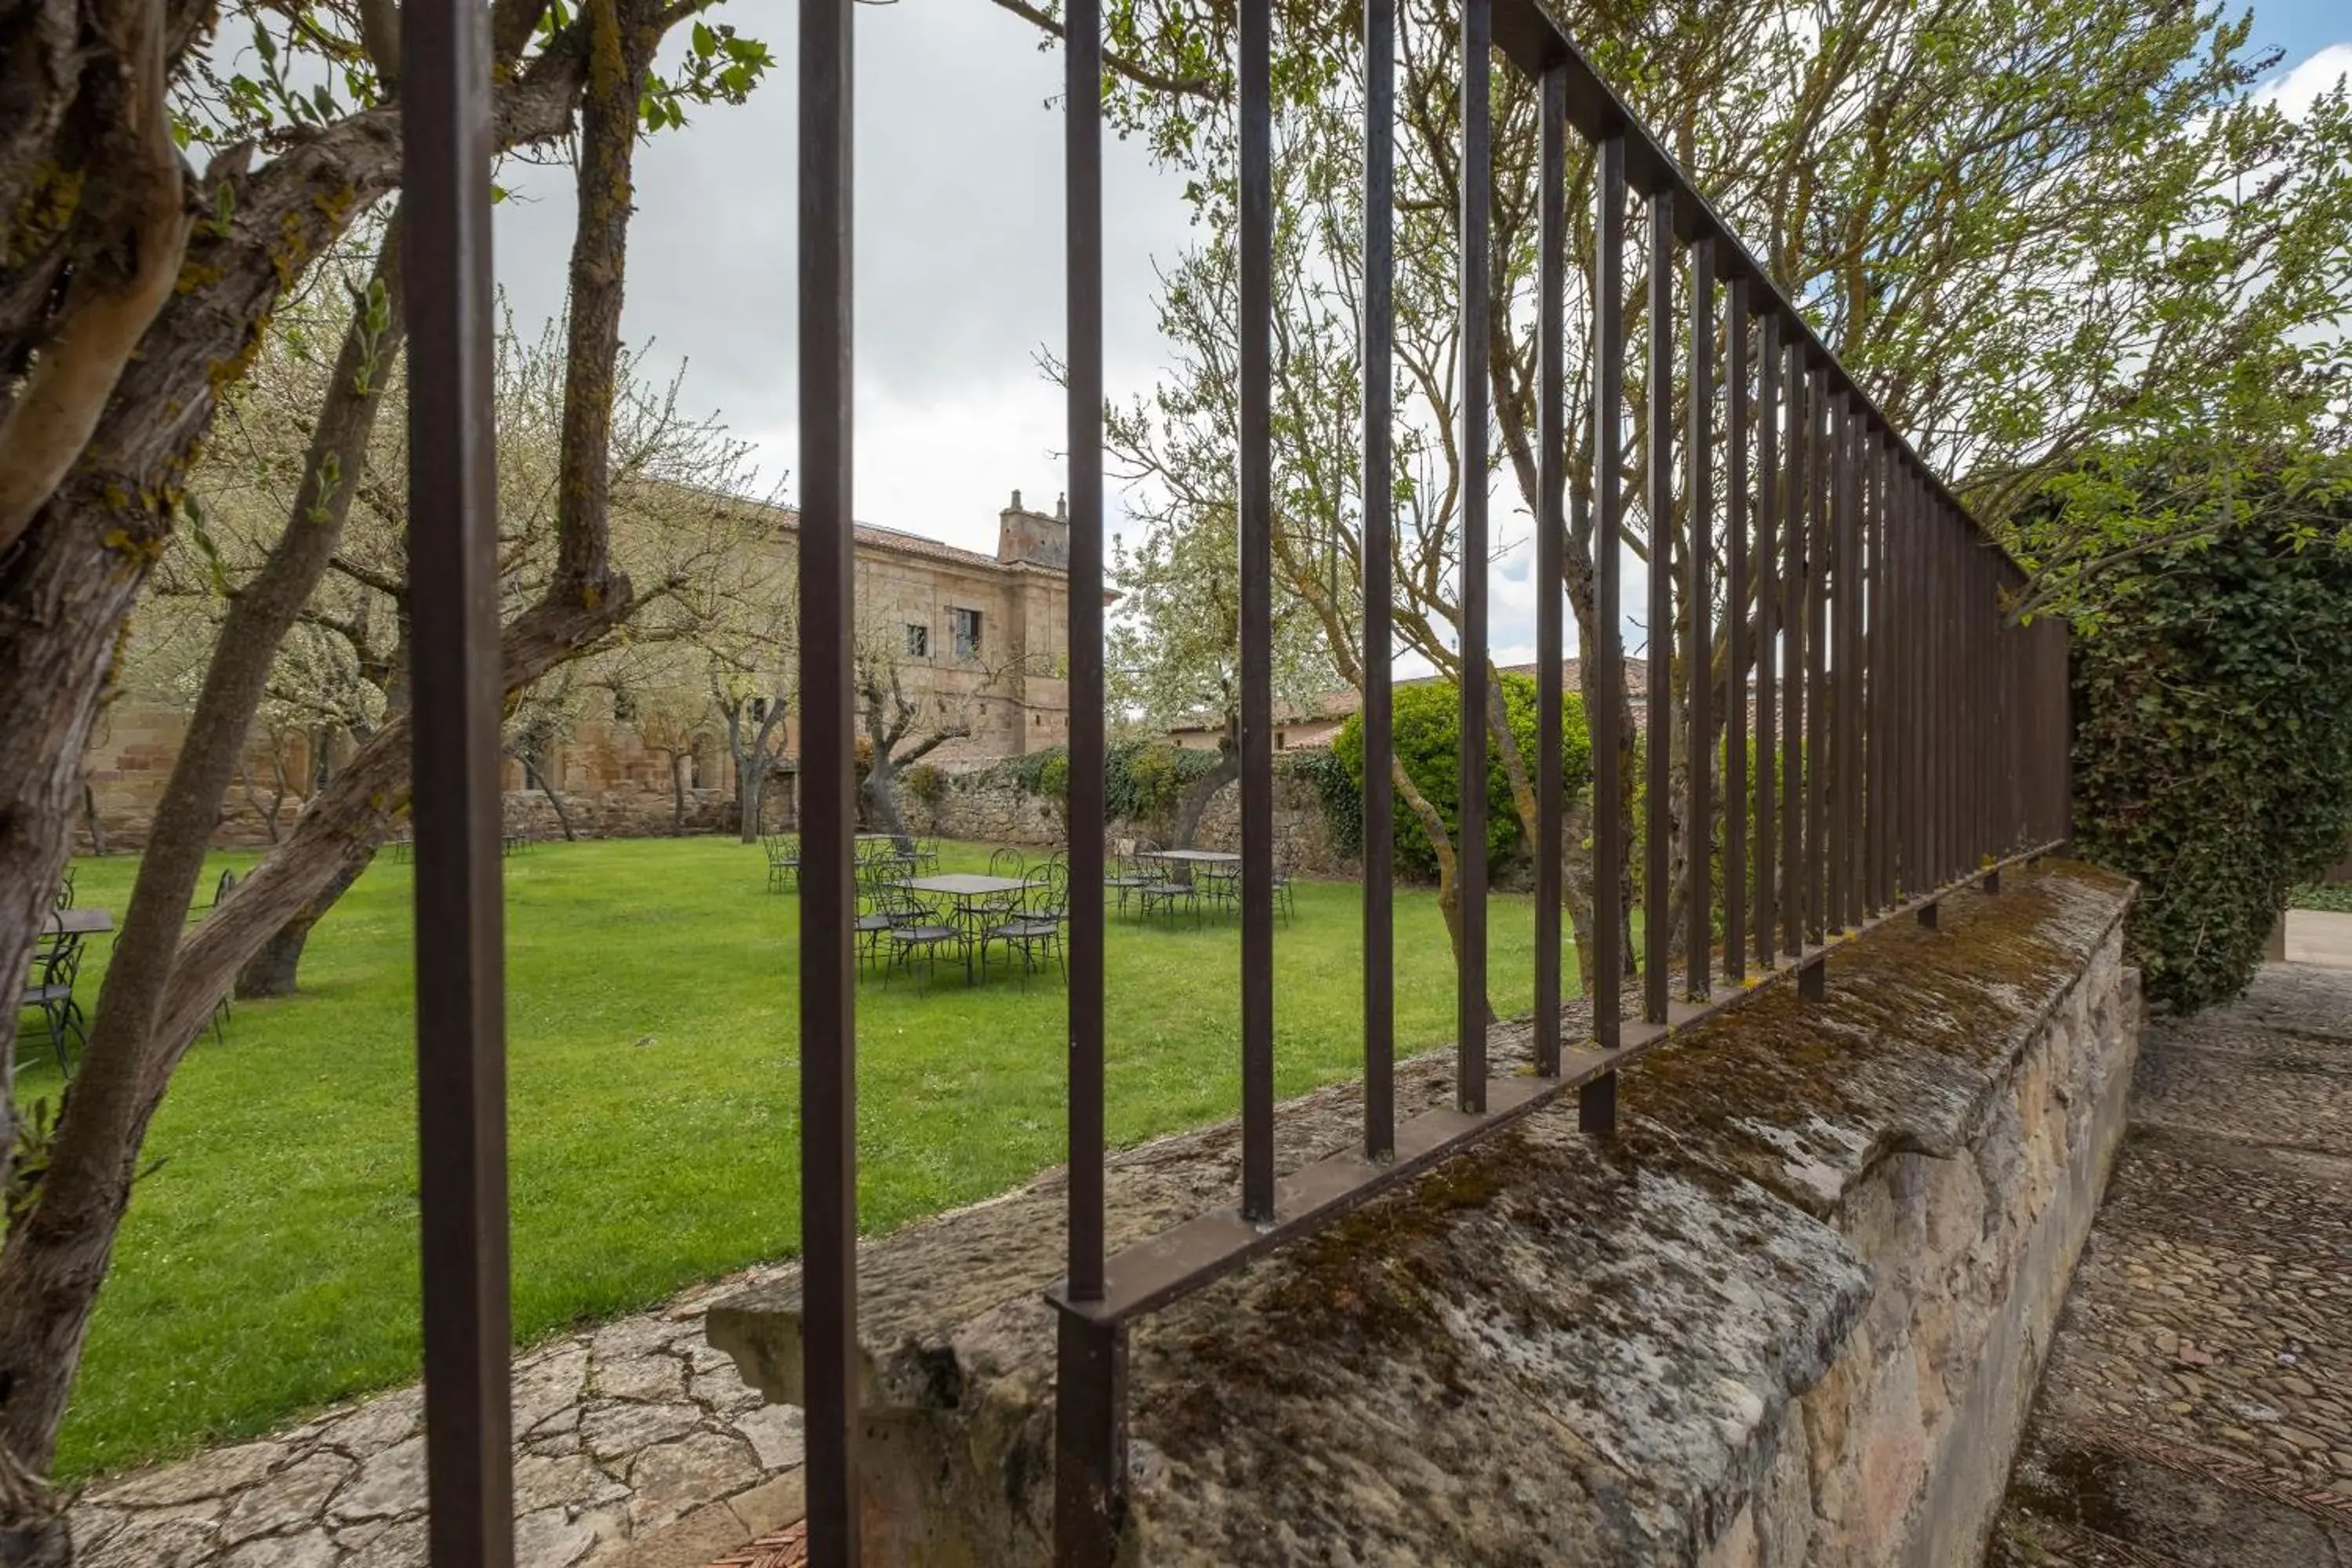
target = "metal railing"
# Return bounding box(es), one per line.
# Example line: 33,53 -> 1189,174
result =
396,0 -> 2071,1559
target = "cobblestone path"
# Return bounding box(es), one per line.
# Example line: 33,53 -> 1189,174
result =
66,1262 -> 809,1568
1990,959 -> 2352,1566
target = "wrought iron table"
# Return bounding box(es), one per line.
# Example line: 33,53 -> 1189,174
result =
898,873 -> 1031,984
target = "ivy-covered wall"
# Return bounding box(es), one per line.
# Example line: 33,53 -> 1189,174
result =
2073,524 -> 2352,1013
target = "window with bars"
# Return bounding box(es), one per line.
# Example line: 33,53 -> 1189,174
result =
950,607 -> 982,662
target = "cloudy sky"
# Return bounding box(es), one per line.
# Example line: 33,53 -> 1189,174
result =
492,2 -> 2351,676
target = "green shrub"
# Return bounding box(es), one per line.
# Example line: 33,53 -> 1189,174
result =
1331,673 -> 1591,881
1109,740 -> 1224,823
903,763 -> 949,808
2074,524 -> 2352,1013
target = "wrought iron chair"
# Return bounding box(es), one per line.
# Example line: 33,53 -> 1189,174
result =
21,932 -> 87,1077
1134,840 -> 1194,926
858,837 -> 915,887
763,833 -> 800,892
914,835 -> 942,874
1271,855 -> 1297,925
882,884 -> 961,982
852,884 -> 895,974
1104,836 -> 1154,916
1196,859 -> 1240,920
53,866 -> 74,912
986,862 -> 1068,982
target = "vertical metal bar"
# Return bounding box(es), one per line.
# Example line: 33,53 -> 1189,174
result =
1237,0 -> 1276,1219
1803,363 -> 1828,945
1857,424 -> 1876,915
1939,506 -> 1955,886
1723,275 -> 1749,985
1682,237 -> 1713,1001
1054,1315 -> 1127,1568
1835,399 -> 1853,926
795,0 -> 859,1548
405,0 -> 512,1557
1866,435 -> 1886,913
1455,0 -> 1491,1109
1753,310 -> 1779,971
1929,492 -> 1944,887
1586,134 -> 1627,1121
1893,465 -> 1907,895
1063,0 -> 1105,1307
1643,191 -> 1672,1025
1780,337 -> 1805,958
1831,394 -> 1854,932
1533,60 -> 1565,1077
1361,0 -> 1395,1161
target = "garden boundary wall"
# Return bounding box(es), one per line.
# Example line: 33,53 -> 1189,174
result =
707,861 -> 2139,1565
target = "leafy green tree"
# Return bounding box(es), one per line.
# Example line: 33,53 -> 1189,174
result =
0,0 -> 775,1531
1106,475 -> 1336,845
1102,0 -> 2352,1000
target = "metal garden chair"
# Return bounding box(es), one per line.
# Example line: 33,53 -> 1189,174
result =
20,933 -> 87,1077
764,833 -> 801,892
986,861 -> 1069,983
882,884 -> 961,983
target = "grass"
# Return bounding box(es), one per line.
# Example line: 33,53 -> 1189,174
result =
16,837 -> 1554,1479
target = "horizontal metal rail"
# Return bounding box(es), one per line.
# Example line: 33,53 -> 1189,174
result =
1043,835 -> 2059,1328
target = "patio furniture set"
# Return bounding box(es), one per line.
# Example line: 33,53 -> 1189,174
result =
758,833 -> 1296,987
1106,838 -> 1295,927
856,845 -> 1066,985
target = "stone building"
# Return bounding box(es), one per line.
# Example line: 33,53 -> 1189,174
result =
80,492 -> 1079,848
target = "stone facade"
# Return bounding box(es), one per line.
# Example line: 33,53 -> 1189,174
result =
706,862 -> 2140,1565
78,493 -> 1077,851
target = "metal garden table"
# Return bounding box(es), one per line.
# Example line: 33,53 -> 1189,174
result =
898,873 -> 1030,984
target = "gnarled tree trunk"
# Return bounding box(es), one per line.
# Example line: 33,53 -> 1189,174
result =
235,847 -> 376,1000
1171,720 -> 1240,848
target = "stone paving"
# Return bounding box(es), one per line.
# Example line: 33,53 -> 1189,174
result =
1989,959 -> 2352,1566
66,1265 -> 810,1568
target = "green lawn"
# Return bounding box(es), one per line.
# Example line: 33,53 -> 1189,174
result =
18,837 -> 1554,1479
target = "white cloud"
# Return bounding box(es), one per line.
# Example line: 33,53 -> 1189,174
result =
2256,42 -> 2352,117
492,0 -> 1196,558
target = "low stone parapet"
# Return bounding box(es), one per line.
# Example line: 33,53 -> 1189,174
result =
708,862 -> 2138,1565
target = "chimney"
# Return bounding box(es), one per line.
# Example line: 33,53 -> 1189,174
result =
997,487 -> 1070,569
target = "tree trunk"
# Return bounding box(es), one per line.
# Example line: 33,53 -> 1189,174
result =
235,848 -> 376,1000
1392,755 -> 1495,1026
79,786 -> 106,858
0,27 -> 601,1516
738,760 -> 765,842
860,758 -> 913,847
1560,788 -> 1598,993
0,593 -> 631,1504
523,757 -> 576,841
1171,750 -> 1239,848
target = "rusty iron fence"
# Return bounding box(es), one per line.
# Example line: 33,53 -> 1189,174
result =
397,0 -> 2071,1559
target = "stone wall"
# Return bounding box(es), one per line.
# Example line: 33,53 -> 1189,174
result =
707,862 -> 2140,1565
900,757 -> 1348,875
